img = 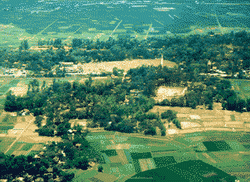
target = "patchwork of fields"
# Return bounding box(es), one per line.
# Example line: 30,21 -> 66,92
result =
0,0 -> 250,48
1,76 -> 250,180
230,79 -> 250,99
81,130 -> 250,181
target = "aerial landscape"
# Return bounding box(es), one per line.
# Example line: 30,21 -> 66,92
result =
0,0 -> 250,181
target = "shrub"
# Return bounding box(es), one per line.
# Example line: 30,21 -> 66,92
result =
144,127 -> 156,136
173,119 -> 181,129
159,99 -> 170,106
146,112 -> 158,120
98,165 -> 103,172
34,116 -> 43,128
161,110 -> 177,121
161,130 -> 166,136
87,120 -> 98,128
2,114 -> 11,123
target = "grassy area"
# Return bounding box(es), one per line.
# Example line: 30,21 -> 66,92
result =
69,169 -> 98,182
0,114 -> 17,133
230,114 -> 236,121
101,150 -> 118,157
0,79 -> 20,96
0,137 -> 15,153
153,156 -> 176,168
26,150 -> 39,156
203,141 -> 232,152
230,79 -> 250,99
21,143 -> 34,151
131,152 -> 152,160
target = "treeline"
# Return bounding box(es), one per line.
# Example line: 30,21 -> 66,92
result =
4,64 -> 249,138
0,130 -> 101,182
0,31 -> 249,77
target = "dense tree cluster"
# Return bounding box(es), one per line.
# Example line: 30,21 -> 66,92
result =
0,128 -> 101,182
0,151 -> 75,182
0,31 -> 249,78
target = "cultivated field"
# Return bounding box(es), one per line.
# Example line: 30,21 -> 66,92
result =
80,128 -> 250,181
1,65 -> 250,181
230,79 -> 250,99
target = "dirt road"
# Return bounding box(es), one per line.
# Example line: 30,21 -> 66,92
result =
4,115 -> 35,154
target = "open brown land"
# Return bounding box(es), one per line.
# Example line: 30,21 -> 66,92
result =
149,103 -> 250,135
80,58 -> 177,75
154,86 -> 187,102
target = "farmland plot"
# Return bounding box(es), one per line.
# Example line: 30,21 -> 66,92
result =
153,156 -> 176,168
203,141 -> 232,152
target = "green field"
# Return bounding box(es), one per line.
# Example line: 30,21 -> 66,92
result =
203,140 -> 233,152
153,156 -> 176,168
0,137 -> 15,153
83,130 -> 250,181
230,79 -> 250,99
101,149 -> 118,157
0,114 -> 17,134
0,79 -> 20,96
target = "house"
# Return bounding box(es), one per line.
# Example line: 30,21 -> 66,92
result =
47,168 -> 53,173
75,143 -> 82,148
20,109 -> 30,116
35,177 -> 44,182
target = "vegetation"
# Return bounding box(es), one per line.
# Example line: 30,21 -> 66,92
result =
1,30 -> 250,181
98,165 -> 103,172
0,31 -> 249,77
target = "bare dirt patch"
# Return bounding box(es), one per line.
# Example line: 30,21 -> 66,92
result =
150,103 -> 250,134
12,151 -> 28,156
19,135 -> 62,143
109,155 -> 122,163
181,122 -> 201,129
9,82 -> 28,96
116,149 -> 128,165
81,59 -> 177,75
106,143 -> 131,150
203,122 -> 225,127
154,86 -> 187,102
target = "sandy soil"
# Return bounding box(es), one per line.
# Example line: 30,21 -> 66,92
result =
154,86 -> 187,102
9,82 -> 28,97
3,114 -> 62,146
181,122 -> 201,129
106,143 -> 131,150
80,59 -> 177,75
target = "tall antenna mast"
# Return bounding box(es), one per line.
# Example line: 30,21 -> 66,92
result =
161,54 -> 164,68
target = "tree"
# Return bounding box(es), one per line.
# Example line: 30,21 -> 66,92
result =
34,116 -> 43,127
73,157 -> 90,170
236,97 -> 246,112
98,165 -> 103,172
185,91 -> 198,109
173,119 -> 181,129
4,93 -> 23,112
161,110 -> 177,122
19,40 -> 29,50
144,127 -> 156,136
161,130 -> 166,136
72,38 -> 82,48
56,122 -> 70,136
246,98 -> 250,111
62,172 -> 75,182
159,99 -> 170,106
38,166 -> 47,175
53,38 -> 62,48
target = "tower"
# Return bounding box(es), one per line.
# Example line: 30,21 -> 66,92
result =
161,54 -> 164,67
